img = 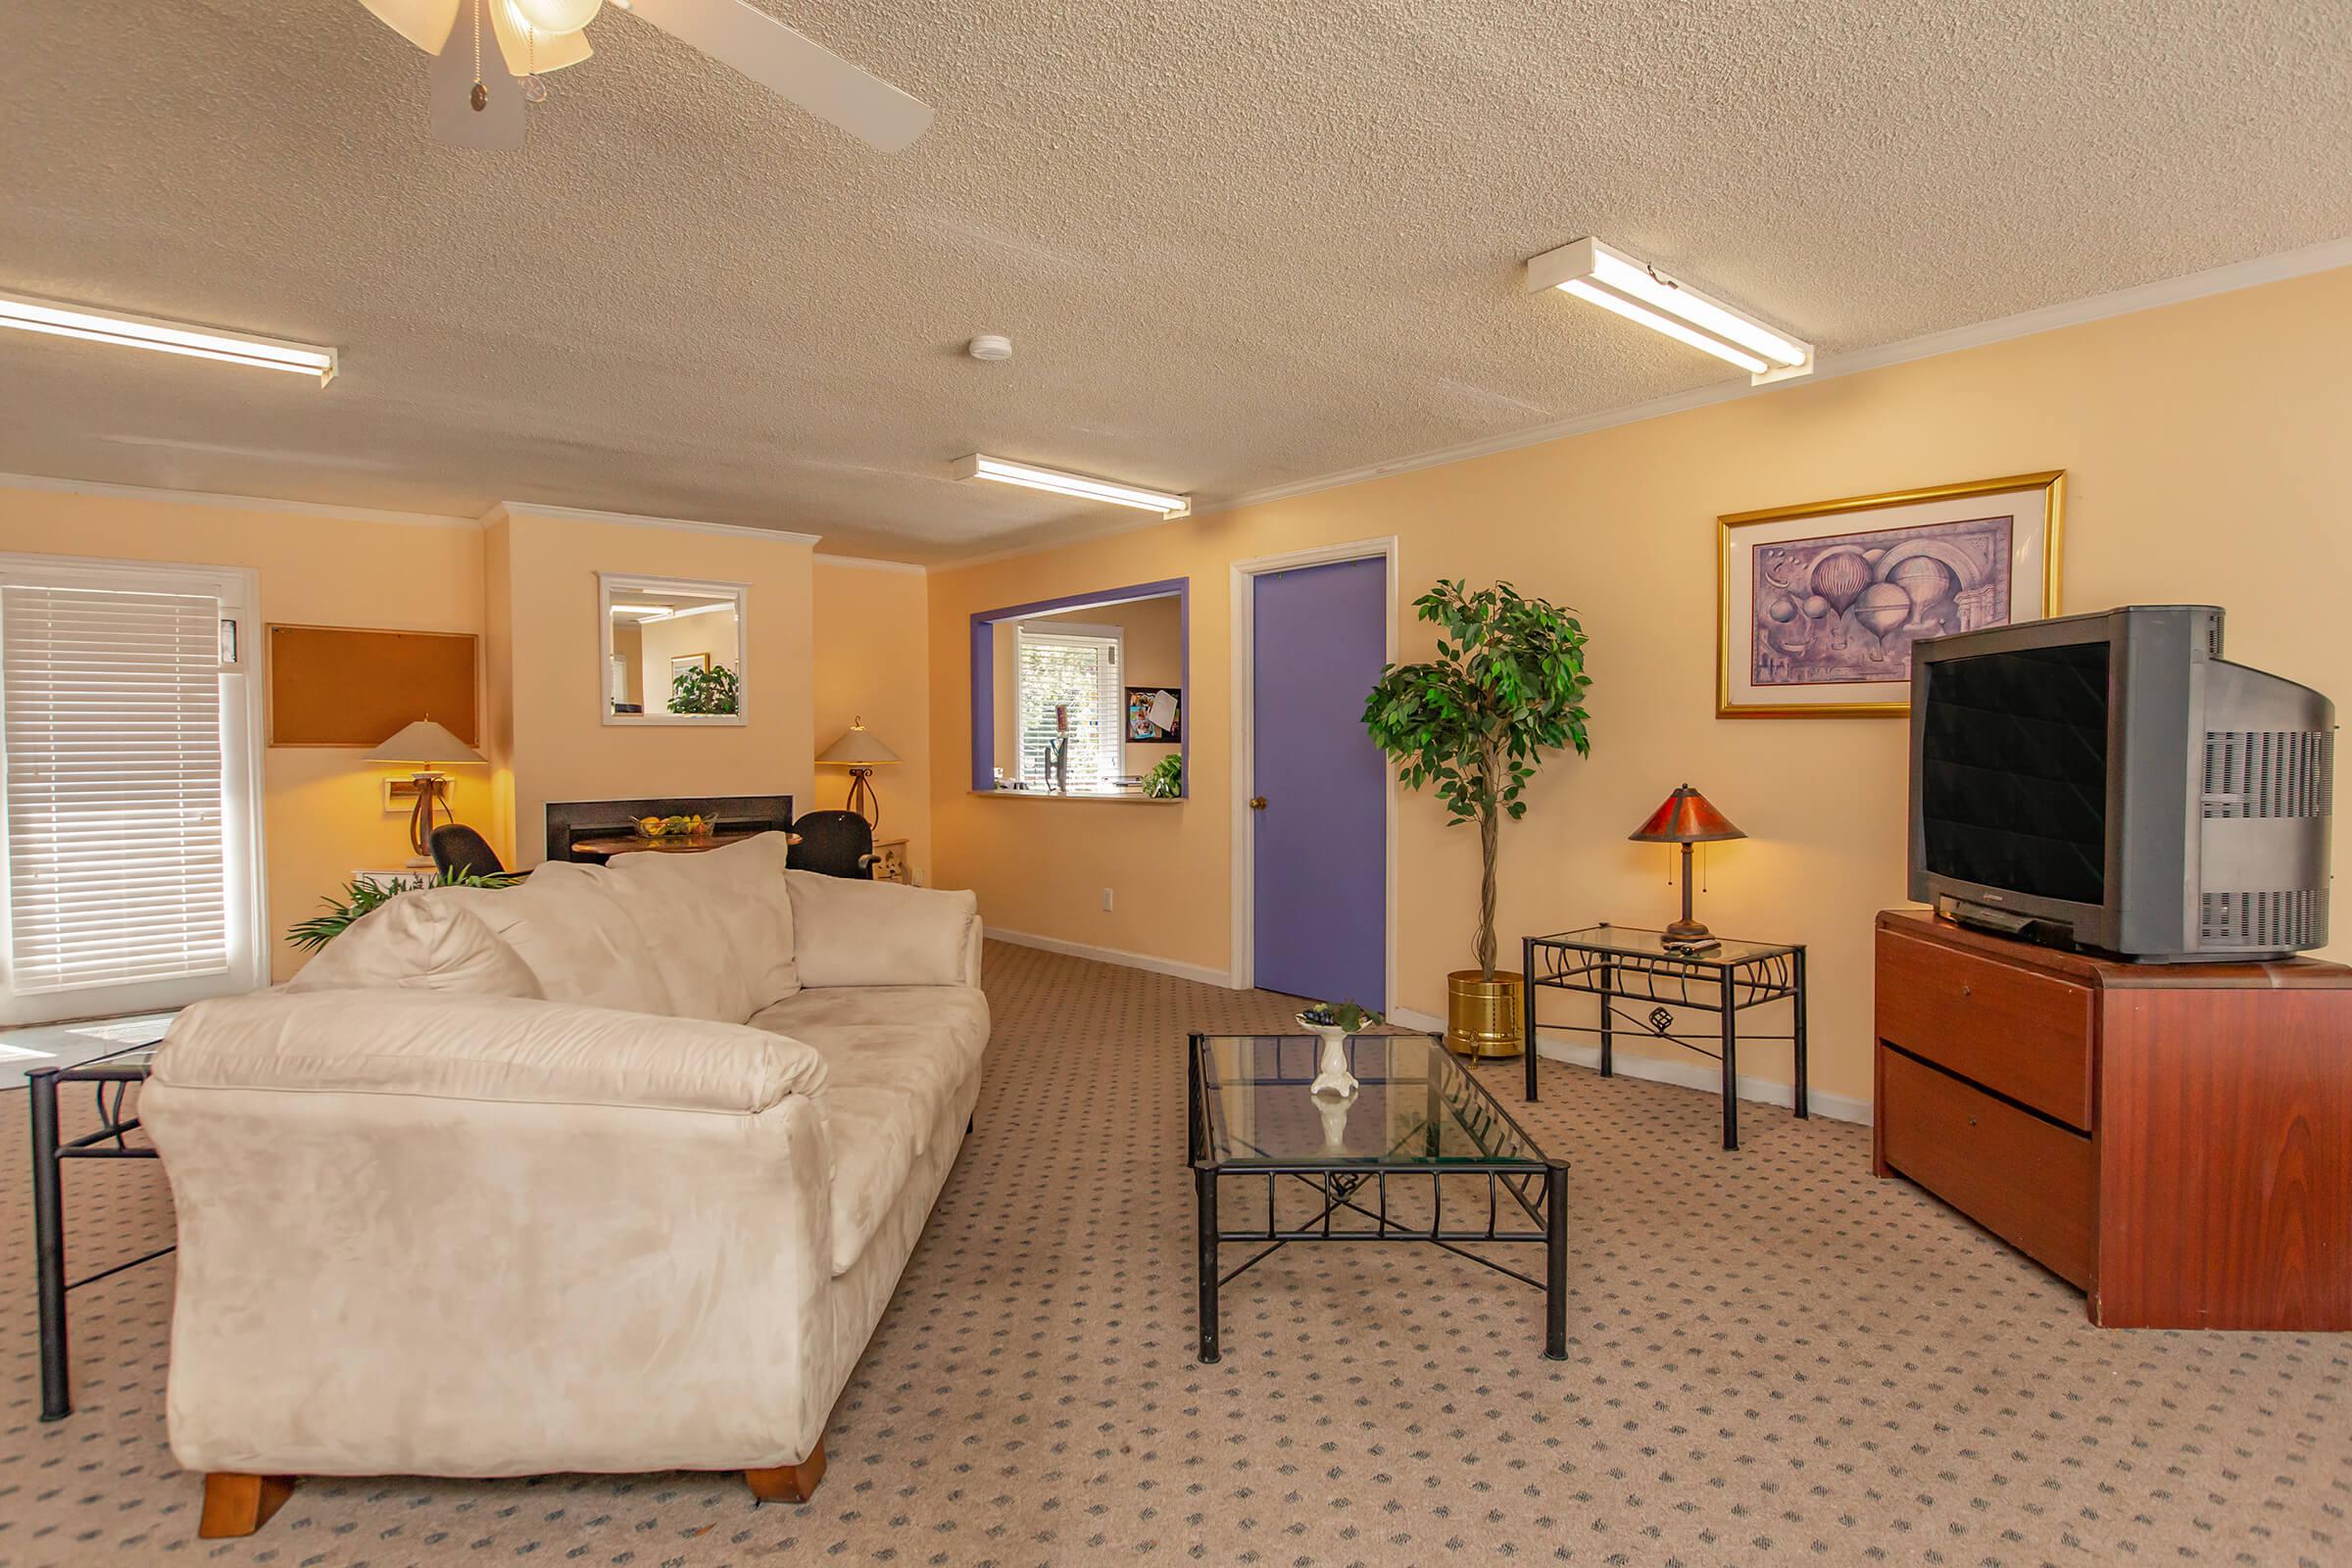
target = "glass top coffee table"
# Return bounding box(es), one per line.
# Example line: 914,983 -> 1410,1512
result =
1187,1032 -> 1570,1362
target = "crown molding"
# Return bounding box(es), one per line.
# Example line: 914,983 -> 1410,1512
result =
929,506 -> 1192,575
813,551 -> 927,575
933,236 -> 2352,573
0,470 -> 481,529
1202,236 -> 2352,517
489,500 -> 821,546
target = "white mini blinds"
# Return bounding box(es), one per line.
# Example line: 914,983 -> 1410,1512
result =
1,583 -> 229,994
1015,629 -> 1122,786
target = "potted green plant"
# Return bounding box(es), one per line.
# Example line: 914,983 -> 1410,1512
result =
1141,754 -> 1184,799
669,662 -> 740,714
285,866 -> 517,953
1364,579 -> 1592,1057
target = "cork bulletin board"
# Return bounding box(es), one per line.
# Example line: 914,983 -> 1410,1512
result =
268,624 -> 479,747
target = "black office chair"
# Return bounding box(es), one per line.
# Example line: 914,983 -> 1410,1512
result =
429,823 -> 509,880
788,810 -> 876,879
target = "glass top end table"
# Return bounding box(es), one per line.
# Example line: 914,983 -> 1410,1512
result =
1522,922 -> 1808,1151
1186,1031 -> 1569,1363
27,1037 -> 169,1422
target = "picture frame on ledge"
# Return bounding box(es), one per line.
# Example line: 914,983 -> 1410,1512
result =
1717,470 -> 2064,718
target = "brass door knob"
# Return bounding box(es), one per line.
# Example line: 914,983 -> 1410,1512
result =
1250,796 -> 1268,809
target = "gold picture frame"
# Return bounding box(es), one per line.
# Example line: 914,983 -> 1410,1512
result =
1716,470 -> 2064,718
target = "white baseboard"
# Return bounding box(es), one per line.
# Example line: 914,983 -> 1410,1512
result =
986,927 -> 1237,989
1389,1006 -> 1873,1126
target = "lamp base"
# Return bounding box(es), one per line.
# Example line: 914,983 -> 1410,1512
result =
1663,916 -> 1712,942
844,767 -> 880,830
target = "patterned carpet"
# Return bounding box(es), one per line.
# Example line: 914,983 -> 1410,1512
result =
2,941 -> 2344,1566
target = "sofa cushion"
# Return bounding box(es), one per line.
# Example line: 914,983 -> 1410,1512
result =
439,861 -> 672,1016
606,833 -> 799,1018
749,985 -> 989,1075
816,1084 -> 922,1276
156,990 -> 829,1114
595,860 -> 760,1026
286,889 -> 543,1000
786,873 -> 978,988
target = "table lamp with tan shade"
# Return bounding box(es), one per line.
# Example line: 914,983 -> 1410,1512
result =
368,719 -> 486,860
816,716 -> 899,829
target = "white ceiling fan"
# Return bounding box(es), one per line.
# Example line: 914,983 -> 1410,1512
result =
358,0 -> 933,153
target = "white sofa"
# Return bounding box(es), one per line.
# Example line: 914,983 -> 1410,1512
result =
140,833 -> 986,1538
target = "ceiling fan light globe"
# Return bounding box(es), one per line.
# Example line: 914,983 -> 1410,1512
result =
510,0 -> 603,33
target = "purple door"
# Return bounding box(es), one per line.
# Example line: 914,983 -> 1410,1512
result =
1251,557 -> 1388,1006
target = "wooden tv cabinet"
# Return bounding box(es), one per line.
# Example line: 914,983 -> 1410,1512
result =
1873,908 -> 2352,1330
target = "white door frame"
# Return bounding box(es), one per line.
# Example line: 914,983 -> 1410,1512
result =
1229,536 -> 1399,1006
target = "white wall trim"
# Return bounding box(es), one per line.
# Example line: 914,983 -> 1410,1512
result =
813,552 -> 927,574
932,507 -> 1187,575
1230,537 -> 1400,1008
1208,237 -> 2352,517
490,501 -> 821,546
986,926 -> 1237,989
0,470 -> 481,529
1391,1005 -> 1873,1126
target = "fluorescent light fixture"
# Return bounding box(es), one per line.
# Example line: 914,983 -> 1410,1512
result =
953,455 -> 1191,517
1526,238 -> 1812,385
608,599 -> 731,621
0,291 -> 337,384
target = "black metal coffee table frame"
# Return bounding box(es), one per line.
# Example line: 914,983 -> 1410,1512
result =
26,1040 -> 168,1421
1522,923 -> 1807,1151
1187,1032 -> 1570,1363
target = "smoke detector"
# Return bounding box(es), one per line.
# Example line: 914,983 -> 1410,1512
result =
967,334 -> 1013,363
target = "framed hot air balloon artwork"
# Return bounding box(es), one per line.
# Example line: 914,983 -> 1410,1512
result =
1716,471 -> 2064,718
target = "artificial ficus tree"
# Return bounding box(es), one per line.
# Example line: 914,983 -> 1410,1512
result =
1363,579 -> 1592,982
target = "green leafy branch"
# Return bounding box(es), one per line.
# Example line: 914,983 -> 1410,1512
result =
285,867 -> 518,953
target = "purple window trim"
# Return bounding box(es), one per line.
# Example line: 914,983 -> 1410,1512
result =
971,577 -> 1190,795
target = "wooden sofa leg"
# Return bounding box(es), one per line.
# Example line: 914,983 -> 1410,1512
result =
199,1472 -> 297,1538
744,1441 -> 826,1503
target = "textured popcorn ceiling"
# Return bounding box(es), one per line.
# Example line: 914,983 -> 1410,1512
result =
2,2 -> 2348,563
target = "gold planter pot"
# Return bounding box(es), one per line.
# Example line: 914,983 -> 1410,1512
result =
1445,969 -> 1525,1058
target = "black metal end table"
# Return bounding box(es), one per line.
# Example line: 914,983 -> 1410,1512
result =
1521,924 -> 1807,1151
1188,1031 -> 1571,1362
26,1039 -> 167,1421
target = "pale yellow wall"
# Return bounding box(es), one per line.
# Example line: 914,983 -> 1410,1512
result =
0,489 -> 488,983
497,511 -> 813,866
810,561 -> 931,880
930,266 -> 2352,1107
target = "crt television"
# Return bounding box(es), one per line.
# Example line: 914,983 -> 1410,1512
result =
1908,605 -> 2332,961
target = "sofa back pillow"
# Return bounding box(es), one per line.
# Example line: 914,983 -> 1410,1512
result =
285,889 -> 543,999
438,861 -> 673,1016
786,871 -> 979,988
606,832 -> 798,1017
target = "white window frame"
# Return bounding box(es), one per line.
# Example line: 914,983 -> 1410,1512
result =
0,552 -> 268,1024
1014,622 -> 1124,787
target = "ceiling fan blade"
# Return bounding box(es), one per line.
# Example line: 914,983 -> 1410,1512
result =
426,10 -> 526,150
623,0 -> 933,152
358,0 -> 463,54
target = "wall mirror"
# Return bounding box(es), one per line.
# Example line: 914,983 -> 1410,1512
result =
600,573 -> 747,725
970,579 -> 1188,799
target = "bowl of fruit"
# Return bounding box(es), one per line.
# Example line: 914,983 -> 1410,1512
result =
634,813 -> 711,843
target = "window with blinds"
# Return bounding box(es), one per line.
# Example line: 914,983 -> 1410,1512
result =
0,567 -> 256,1016
1015,629 -> 1122,786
